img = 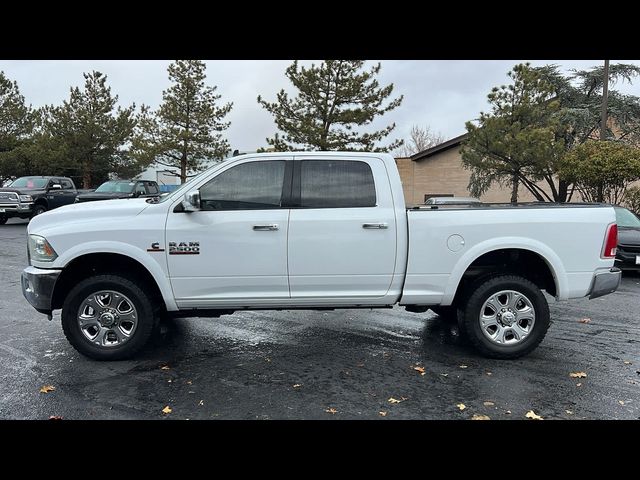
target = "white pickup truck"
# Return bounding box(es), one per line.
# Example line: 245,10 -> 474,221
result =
21,152 -> 621,360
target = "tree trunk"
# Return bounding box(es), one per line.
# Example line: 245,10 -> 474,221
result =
180,155 -> 187,184
82,159 -> 91,189
597,182 -> 604,202
510,172 -> 519,203
557,179 -> 569,203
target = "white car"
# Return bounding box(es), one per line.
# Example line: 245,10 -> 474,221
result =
22,152 -> 621,360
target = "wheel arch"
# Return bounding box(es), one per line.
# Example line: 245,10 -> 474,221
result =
442,238 -> 567,306
51,250 -> 176,312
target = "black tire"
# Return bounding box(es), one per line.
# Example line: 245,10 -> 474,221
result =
459,274 -> 550,359
32,204 -> 47,217
61,274 -> 156,360
0,216 -> 7,225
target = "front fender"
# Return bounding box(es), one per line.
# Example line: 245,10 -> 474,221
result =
440,236 -> 568,305
54,241 -> 178,311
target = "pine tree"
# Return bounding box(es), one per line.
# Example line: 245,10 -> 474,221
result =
258,60 -> 403,152
0,71 -> 34,182
46,71 -> 136,188
133,60 -> 232,183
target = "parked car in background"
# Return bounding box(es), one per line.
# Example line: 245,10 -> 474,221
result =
425,196 -> 482,206
614,206 -> 640,271
0,176 -> 78,224
75,180 -> 159,203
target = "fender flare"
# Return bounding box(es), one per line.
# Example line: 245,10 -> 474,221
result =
440,237 -> 568,305
56,241 -> 178,311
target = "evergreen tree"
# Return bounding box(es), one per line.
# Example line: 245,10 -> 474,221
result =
258,60 -> 403,152
46,71 -> 136,188
0,71 -> 34,182
133,60 -> 233,183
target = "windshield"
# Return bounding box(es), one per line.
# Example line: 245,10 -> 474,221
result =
10,177 -> 48,189
95,181 -> 136,193
615,207 -> 640,228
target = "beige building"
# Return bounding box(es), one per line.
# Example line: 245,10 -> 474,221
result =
396,133 -> 539,205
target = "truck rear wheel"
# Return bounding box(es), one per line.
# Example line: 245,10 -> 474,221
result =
460,274 -> 550,359
61,274 -> 155,360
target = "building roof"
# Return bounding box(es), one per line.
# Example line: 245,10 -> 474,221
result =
410,133 -> 468,162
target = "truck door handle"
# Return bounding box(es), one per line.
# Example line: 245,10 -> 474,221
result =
362,223 -> 388,229
253,224 -> 279,231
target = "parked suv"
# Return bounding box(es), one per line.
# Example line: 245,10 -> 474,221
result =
0,176 -> 78,224
75,180 -> 159,203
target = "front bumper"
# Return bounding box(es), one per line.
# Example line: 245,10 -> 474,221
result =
0,202 -> 33,217
588,267 -> 622,299
21,266 -> 62,315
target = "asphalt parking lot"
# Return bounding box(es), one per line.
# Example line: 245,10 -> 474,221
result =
0,218 -> 638,420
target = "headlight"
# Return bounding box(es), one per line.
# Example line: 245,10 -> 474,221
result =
19,195 -> 33,202
28,235 -> 58,263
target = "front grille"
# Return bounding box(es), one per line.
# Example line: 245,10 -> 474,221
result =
0,192 -> 18,203
619,244 -> 640,254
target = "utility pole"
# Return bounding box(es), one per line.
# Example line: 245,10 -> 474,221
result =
597,59 -> 610,202
600,59 -> 610,140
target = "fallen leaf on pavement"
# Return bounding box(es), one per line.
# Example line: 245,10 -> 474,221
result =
413,366 -> 426,376
569,372 -> 587,378
483,401 -> 495,407
167,379 -> 172,383
459,365 -> 468,369
357,363 -> 365,367
618,400 -> 625,406
186,380 -> 192,385
198,400 -> 204,406
388,397 -> 404,404
525,410 -> 543,420
576,383 -> 582,387
48,416 -> 63,420
486,372 -> 493,376
325,408 -> 337,414
471,414 -> 490,420
578,318 -> 591,324
440,373 -> 448,377
160,365 -> 170,370
265,357 -> 271,362
456,403 -> 466,411
379,411 -> 387,417
39,385 -> 55,394
293,384 -> 302,388
505,410 -> 512,415
162,406 -> 172,414
623,360 -> 632,365
566,410 -> 573,415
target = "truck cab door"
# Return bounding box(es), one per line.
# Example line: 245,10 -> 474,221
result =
165,157 -> 292,308
60,179 -> 76,205
46,179 -> 64,209
287,156 -> 397,301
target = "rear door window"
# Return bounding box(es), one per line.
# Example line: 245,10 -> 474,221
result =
299,160 -> 376,208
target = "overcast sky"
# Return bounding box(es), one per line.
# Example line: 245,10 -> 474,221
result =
1,60 -> 639,152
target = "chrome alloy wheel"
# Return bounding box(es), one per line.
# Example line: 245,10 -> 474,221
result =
77,290 -> 138,347
479,290 -> 535,346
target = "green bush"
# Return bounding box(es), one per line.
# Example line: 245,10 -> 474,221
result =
624,186 -> 640,215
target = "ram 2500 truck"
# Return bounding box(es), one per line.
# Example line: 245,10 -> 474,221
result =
21,152 -> 621,360
0,176 -> 78,223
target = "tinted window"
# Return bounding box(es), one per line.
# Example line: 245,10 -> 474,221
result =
60,179 -> 73,190
147,183 -> 159,194
300,160 -> 376,208
200,161 -> 285,211
135,183 -> 146,195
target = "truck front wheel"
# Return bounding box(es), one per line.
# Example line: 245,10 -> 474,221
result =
0,216 -> 7,225
32,205 -> 47,217
61,275 -> 155,360
460,275 -> 550,359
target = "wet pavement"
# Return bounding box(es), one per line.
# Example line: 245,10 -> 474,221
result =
1,218 -> 639,420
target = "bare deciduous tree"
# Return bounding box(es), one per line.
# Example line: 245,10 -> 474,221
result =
395,125 -> 445,157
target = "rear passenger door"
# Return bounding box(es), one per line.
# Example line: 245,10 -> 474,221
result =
287,156 -> 397,300
59,179 -> 76,206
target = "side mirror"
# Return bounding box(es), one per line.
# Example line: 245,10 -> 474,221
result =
182,190 -> 201,212
50,184 -> 62,190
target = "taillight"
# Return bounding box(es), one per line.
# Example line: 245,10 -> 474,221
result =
601,223 -> 618,259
